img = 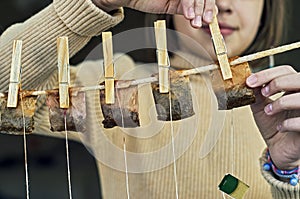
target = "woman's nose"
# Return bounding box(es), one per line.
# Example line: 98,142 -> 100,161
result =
216,0 -> 233,14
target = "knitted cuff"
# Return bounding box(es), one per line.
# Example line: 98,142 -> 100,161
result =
260,149 -> 300,199
53,0 -> 124,37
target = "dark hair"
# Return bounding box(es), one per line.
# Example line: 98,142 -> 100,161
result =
245,0 -> 287,69
143,0 -> 287,69
246,0 -> 286,54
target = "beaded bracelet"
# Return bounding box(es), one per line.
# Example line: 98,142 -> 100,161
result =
263,149 -> 300,186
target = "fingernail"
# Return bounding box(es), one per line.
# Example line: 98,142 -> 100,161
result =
277,124 -> 282,132
192,16 -> 202,27
264,103 -> 272,114
261,86 -> 269,97
204,11 -> 213,22
188,7 -> 195,18
246,74 -> 257,86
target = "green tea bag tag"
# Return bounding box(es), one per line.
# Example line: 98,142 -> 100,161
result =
218,174 -> 249,199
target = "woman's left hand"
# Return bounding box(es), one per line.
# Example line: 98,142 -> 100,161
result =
246,65 -> 300,171
92,0 -> 217,28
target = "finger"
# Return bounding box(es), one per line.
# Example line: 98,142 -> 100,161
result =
246,65 -> 297,88
264,93 -> 300,115
277,117 -> 300,133
191,0 -> 204,28
191,0 -> 215,28
261,73 -> 300,97
250,88 -> 270,114
202,0 -> 215,23
182,0 -> 196,20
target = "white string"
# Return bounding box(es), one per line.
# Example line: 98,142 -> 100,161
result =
220,111 -> 235,199
123,138 -> 130,199
168,90 -> 179,199
115,88 -> 130,199
64,112 -> 73,199
269,54 -> 275,68
230,110 -> 235,174
222,192 -> 234,199
222,192 -> 227,199
20,95 -> 30,199
269,46 -> 275,68
222,192 -> 237,199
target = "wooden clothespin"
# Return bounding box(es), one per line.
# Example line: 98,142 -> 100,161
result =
209,15 -> 232,80
102,31 -> 115,104
57,36 -> 70,108
7,40 -> 23,108
154,20 -> 169,93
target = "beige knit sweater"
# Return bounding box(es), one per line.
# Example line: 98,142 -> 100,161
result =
0,0 -> 299,198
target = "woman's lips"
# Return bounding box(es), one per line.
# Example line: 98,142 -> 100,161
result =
202,24 -> 238,37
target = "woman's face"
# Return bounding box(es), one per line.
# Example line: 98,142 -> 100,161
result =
173,0 -> 265,60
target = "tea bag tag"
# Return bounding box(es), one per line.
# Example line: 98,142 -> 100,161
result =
209,15 -> 232,80
154,20 -> 170,93
7,40 -> 23,108
102,31 -> 115,104
218,174 -> 249,199
57,36 -> 70,108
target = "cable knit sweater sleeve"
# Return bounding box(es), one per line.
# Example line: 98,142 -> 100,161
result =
260,149 -> 300,199
0,0 -> 124,91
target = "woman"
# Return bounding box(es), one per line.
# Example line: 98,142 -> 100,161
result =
0,0 -> 299,198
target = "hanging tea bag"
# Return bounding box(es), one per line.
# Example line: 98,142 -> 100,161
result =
46,90 -> 86,132
100,80 -> 140,128
151,70 -> 194,121
210,58 -> 255,110
0,94 -> 37,134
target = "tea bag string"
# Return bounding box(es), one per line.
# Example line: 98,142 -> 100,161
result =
20,95 -> 30,199
222,192 -> 228,199
230,110 -> 235,174
168,85 -> 179,199
64,110 -> 73,199
123,137 -> 130,199
221,111 -> 235,199
115,88 -> 130,199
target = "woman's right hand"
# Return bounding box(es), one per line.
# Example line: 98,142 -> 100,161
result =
92,0 -> 216,28
246,66 -> 300,170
